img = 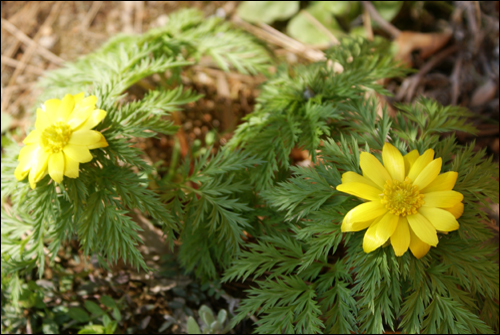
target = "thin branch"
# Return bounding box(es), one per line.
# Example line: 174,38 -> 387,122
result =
300,10 -> 340,45
1,17 -> 65,65
0,2 -> 41,74
80,1 -> 103,30
397,45 -> 459,101
135,1 -> 144,33
232,15 -> 325,62
450,53 -> 463,105
363,7 -> 374,41
1,55 -> 45,75
361,1 -> 401,38
1,2 -> 64,113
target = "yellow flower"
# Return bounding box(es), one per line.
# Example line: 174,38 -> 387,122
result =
15,92 -> 108,189
337,143 -> 463,259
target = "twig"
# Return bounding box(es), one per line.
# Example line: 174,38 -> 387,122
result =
80,1 -> 103,30
135,1 -> 144,33
300,10 -> 340,45
232,15 -> 325,62
363,7 -> 374,41
464,1 -> 479,36
192,65 -> 266,84
450,53 -> 463,105
0,2 -> 40,74
361,1 -> 401,38
396,45 -> 459,101
464,1 -> 483,51
0,82 -> 33,93
121,1 -> 135,34
258,22 -> 307,50
1,2 -> 63,113
1,55 -> 45,75
1,17 -> 65,65
474,1 -> 481,26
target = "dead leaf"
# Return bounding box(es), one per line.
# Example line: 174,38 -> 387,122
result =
395,30 -> 453,66
470,79 -> 498,107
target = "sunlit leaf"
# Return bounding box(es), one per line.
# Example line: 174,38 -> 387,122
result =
287,3 -> 344,46
237,1 -> 299,24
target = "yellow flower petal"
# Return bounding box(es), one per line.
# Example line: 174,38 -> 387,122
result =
72,96 -> 97,117
360,152 -> 391,188
67,105 -> 94,130
390,217 -> 410,256
69,130 -> 102,146
407,212 -> 439,246
75,109 -> 107,131
15,145 -> 39,181
409,227 -> 431,259
418,207 -> 459,232
73,95 -> 97,109
423,191 -> 464,208
341,171 -> 380,190
363,217 -> 386,253
63,144 -> 93,163
28,149 -> 49,189
342,219 -> 375,233
67,95 -> 98,130
35,108 -> 51,131
73,92 -> 85,106
16,93 -> 108,188
87,133 -> 108,149
375,212 -> 399,242
337,182 -> 382,201
44,99 -> 61,123
18,143 -> 39,161
407,148 -> 434,182
404,149 -> 420,176
413,158 -> 442,190
55,94 -> 75,122
421,171 -> 458,193
342,201 -> 387,231
23,130 -> 41,145
48,151 -> 64,183
445,202 -> 464,219
15,166 -> 31,181
64,154 -> 80,178
382,143 -> 405,182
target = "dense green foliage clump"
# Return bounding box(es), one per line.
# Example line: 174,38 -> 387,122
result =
1,6 -> 270,307
225,98 -> 498,333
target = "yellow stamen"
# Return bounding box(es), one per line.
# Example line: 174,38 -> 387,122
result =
40,121 -> 72,154
381,177 -> 425,216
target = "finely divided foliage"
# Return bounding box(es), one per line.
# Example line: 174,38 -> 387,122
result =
228,38 -> 406,190
1,8 -> 271,298
161,148 -> 264,278
224,46 -> 498,332
1,9 -> 498,334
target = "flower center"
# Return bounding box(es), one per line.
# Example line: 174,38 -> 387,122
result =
381,177 -> 424,216
41,122 -> 72,153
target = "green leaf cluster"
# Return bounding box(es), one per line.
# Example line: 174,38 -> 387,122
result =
229,37 -> 406,190
160,148 -> 264,279
1,8 -> 272,294
225,95 -> 499,333
237,1 -> 404,46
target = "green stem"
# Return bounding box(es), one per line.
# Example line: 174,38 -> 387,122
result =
166,137 -> 181,182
